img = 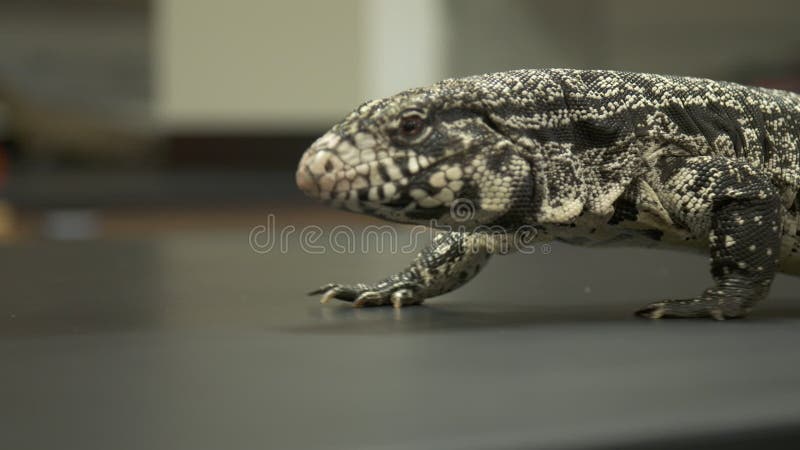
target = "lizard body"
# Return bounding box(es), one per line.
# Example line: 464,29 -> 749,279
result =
296,69 -> 800,319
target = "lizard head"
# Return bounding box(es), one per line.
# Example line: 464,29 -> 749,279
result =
296,82 -> 534,228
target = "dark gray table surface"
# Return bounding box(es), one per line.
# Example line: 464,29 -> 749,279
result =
2,228 -> 800,449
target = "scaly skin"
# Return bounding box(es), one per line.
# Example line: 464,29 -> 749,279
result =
296,69 -> 800,319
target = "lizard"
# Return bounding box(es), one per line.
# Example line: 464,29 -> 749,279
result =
295,69 -> 800,320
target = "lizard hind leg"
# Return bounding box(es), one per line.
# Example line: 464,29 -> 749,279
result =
635,156 -> 782,320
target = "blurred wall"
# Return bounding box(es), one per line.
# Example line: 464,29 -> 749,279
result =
447,0 -> 800,82
155,0 -> 800,134
361,0 -> 446,100
155,0 -> 359,132
154,0 -> 447,133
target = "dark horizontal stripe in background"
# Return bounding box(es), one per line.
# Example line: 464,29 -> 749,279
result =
582,421 -> 800,450
165,132 -> 321,170
4,132 -> 326,209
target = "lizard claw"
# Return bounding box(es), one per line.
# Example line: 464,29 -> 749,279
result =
309,283 -> 359,303
635,297 -> 748,320
319,289 -> 338,305
390,289 -> 417,309
308,283 -> 336,296
309,282 -> 422,308
634,303 -> 666,319
353,291 -> 383,307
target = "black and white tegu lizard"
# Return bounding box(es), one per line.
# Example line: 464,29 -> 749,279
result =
295,69 -> 800,320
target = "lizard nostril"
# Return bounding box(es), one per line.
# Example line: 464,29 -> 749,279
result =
308,150 -> 339,176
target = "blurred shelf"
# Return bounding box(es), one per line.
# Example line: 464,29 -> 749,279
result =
4,168 -> 307,209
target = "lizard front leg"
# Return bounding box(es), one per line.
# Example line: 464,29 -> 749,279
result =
310,231 -> 493,308
636,156 -> 782,320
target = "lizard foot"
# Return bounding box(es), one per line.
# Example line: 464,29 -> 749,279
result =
309,283 -> 423,308
635,295 -> 751,320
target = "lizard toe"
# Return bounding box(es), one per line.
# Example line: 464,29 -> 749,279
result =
634,303 -> 666,319
635,297 -> 750,320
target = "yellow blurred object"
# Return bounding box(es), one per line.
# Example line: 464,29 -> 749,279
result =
0,200 -> 15,240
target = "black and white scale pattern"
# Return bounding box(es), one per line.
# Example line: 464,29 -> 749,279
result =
296,69 -> 800,319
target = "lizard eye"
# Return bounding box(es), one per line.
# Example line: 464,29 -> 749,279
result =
398,110 -> 428,139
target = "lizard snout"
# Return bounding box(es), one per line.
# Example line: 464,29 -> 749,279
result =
295,160 -> 318,197
296,133 -> 346,200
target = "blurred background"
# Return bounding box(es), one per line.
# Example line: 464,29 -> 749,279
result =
3,2 -> 800,449
1,0 -> 799,240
